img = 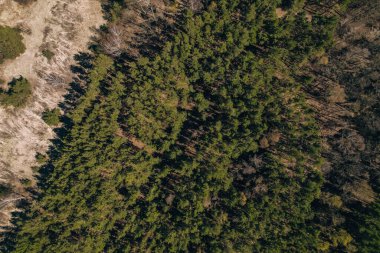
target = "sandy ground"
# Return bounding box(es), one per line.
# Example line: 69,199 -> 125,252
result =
0,0 -> 104,228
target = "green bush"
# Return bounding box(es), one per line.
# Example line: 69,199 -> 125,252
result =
0,77 -> 32,107
0,26 -> 26,63
42,108 -> 61,126
42,49 -> 55,62
35,152 -> 48,163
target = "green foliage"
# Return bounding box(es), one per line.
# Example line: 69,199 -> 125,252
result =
41,49 -> 55,62
331,229 -> 353,248
0,77 -> 32,107
69,54 -> 114,123
35,153 -> 48,164
109,2 -> 123,21
0,26 -> 26,63
20,178 -> 32,187
42,108 -> 60,126
356,201 -> 380,253
7,1 -> 348,252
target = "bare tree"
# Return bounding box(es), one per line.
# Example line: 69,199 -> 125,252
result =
100,24 -> 128,57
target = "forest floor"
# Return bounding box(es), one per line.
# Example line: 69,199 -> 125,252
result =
0,0 -> 103,228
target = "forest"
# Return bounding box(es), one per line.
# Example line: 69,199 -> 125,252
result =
0,0 -> 378,252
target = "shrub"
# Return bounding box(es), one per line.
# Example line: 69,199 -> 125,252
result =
0,183 -> 12,198
42,108 -> 61,126
13,0 -> 37,5
0,77 -> 32,107
0,26 -> 26,63
35,152 -> 48,163
20,178 -> 32,187
42,49 -> 55,62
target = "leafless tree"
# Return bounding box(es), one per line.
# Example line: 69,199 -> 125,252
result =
100,25 -> 128,57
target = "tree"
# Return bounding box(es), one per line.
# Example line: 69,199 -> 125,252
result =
0,26 -> 26,63
355,200 -> 380,253
5,1 -> 353,252
42,108 -> 61,126
0,77 -> 32,107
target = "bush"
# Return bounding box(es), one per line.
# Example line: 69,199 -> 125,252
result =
13,0 -> 37,5
0,26 -> 26,63
42,108 -> 61,126
0,77 -> 32,107
35,152 -> 48,163
20,178 -> 32,187
42,49 -> 55,62
0,183 -> 12,198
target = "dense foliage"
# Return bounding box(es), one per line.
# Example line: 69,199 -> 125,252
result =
0,77 -> 32,107
0,26 -> 26,63
42,108 -> 61,126
355,201 -> 380,252
3,0 -> 377,252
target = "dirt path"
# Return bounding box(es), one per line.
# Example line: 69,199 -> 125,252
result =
0,0 -> 104,228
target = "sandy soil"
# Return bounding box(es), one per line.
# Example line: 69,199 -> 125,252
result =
0,0 -> 104,228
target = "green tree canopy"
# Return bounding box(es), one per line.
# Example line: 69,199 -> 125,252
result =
0,76 -> 32,107
0,26 -> 26,63
42,108 -> 61,126
4,1 -> 353,252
